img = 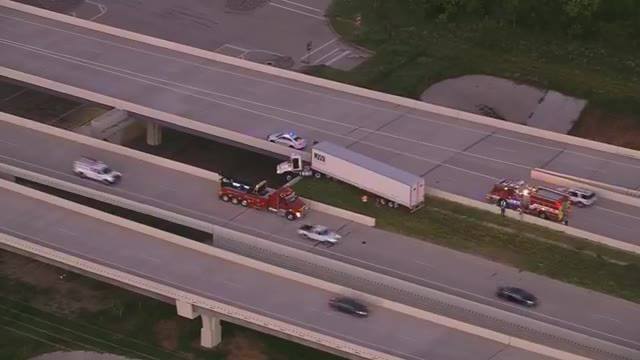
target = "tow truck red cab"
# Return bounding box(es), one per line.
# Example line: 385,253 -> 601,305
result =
218,177 -> 307,220
486,179 -> 571,222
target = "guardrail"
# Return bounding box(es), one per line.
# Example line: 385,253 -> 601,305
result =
531,168 -> 640,208
426,188 -> 640,255
2,0 -> 640,163
1,163 -> 636,360
0,178 -> 608,360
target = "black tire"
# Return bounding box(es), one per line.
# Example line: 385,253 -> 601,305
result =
539,212 -> 547,219
286,212 -> 296,221
313,172 -> 322,179
231,197 -> 239,205
285,174 -> 294,182
241,199 -> 249,207
221,194 -> 230,202
576,202 -> 585,208
76,171 -> 85,178
387,201 -> 395,208
102,179 -> 112,185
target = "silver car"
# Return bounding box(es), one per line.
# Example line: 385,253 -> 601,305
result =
297,224 -> 341,244
73,157 -> 122,185
556,187 -> 596,207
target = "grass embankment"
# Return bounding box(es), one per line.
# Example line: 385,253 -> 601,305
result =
294,179 -> 640,303
310,1 -> 640,149
1,180 -> 343,360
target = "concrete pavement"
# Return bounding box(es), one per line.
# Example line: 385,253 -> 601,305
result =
1,119 -> 639,358
15,0 -> 367,70
0,6 -> 639,245
0,183 -> 551,360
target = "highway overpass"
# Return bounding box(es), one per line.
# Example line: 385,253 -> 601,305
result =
1,112 -> 638,360
0,177 -> 560,360
0,1 -> 639,247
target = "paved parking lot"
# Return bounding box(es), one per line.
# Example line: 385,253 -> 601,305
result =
17,0 -> 369,70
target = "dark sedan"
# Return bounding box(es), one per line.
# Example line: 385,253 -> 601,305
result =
496,286 -> 538,307
329,297 -> 369,317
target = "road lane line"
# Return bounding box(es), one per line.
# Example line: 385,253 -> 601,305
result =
268,3 -> 325,20
300,38 -> 337,60
312,48 -> 340,65
325,50 -> 350,66
4,11 -> 640,175
275,0 -> 323,13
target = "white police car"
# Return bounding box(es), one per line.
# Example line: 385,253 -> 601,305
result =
267,131 -> 307,150
73,157 -> 122,185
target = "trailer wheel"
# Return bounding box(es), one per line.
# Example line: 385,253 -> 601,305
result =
387,201 -> 395,208
539,212 -> 547,219
285,174 -> 294,182
241,199 -> 248,207
286,212 -> 296,221
220,194 -> 230,202
313,172 -> 322,179
231,197 -> 239,205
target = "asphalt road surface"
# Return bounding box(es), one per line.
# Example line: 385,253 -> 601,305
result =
0,6 -> 639,245
16,0 -> 367,70
0,184 -> 551,360
1,120 -> 639,360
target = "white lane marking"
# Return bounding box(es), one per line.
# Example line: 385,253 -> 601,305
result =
312,48 -> 340,65
268,3 -> 325,20
138,253 -> 161,263
0,138 -> 17,147
85,0 -> 107,21
275,0 -> 323,13
0,37 -> 531,175
215,43 -> 248,53
593,315 -> 622,324
56,228 -> 78,237
220,279 -> 243,288
300,38 -> 337,60
593,205 -> 640,222
0,39 -> 498,181
1,155 -> 639,347
413,260 -> 435,269
2,87 -> 28,101
325,50 -> 350,66
5,11 -> 640,173
0,225 -> 424,360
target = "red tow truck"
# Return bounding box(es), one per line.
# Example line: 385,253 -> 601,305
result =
486,179 -> 571,222
218,177 -> 307,220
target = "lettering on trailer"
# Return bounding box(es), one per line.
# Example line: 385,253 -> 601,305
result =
314,152 -> 326,162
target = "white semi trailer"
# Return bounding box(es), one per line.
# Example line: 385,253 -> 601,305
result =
276,141 -> 425,211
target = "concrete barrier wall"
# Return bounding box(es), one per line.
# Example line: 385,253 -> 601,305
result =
531,168 -> 640,207
0,235 -> 394,360
0,68 -> 310,163
426,188 -> 640,255
0,178 -> 599,360
0,112 -> 371,225
3,0 -> 640,163
303,198 -> 375,226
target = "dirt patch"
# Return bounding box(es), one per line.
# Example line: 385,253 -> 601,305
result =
153,318 -> 181,351
222,331 -> 268,360
0,251 -> 111,315
570,106 -> 640,151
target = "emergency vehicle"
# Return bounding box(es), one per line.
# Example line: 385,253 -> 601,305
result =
218,177 -> 307,220
486,179 -> 571,221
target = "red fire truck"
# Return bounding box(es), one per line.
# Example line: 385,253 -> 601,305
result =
486,179 -> 571,221
218,177 -> 308,220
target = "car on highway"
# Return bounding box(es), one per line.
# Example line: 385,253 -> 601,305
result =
496,286 -> 538,307
297,224 -> 341,244
72,157 -> 122,185
329,297 -> 369,317
556,187 -> 597,207
267,131 -> 307,150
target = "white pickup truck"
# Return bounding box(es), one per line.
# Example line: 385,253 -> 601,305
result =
73,157 -> 122,185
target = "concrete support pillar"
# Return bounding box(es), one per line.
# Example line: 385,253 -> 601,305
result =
200,313 -> 222,348
146,121 -> 162,146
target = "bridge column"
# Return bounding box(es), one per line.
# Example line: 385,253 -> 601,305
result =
146,122 -> 162,146
200,313 -> 222,348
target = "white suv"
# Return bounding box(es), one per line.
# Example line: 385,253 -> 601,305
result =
73,157 -> 122,185
557,187 -> 596,207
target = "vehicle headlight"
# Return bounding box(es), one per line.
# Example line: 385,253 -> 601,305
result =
295,212 -> 301,217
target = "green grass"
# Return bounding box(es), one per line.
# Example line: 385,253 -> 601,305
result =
294,179 -> 640,303
307,1 -> 640,138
